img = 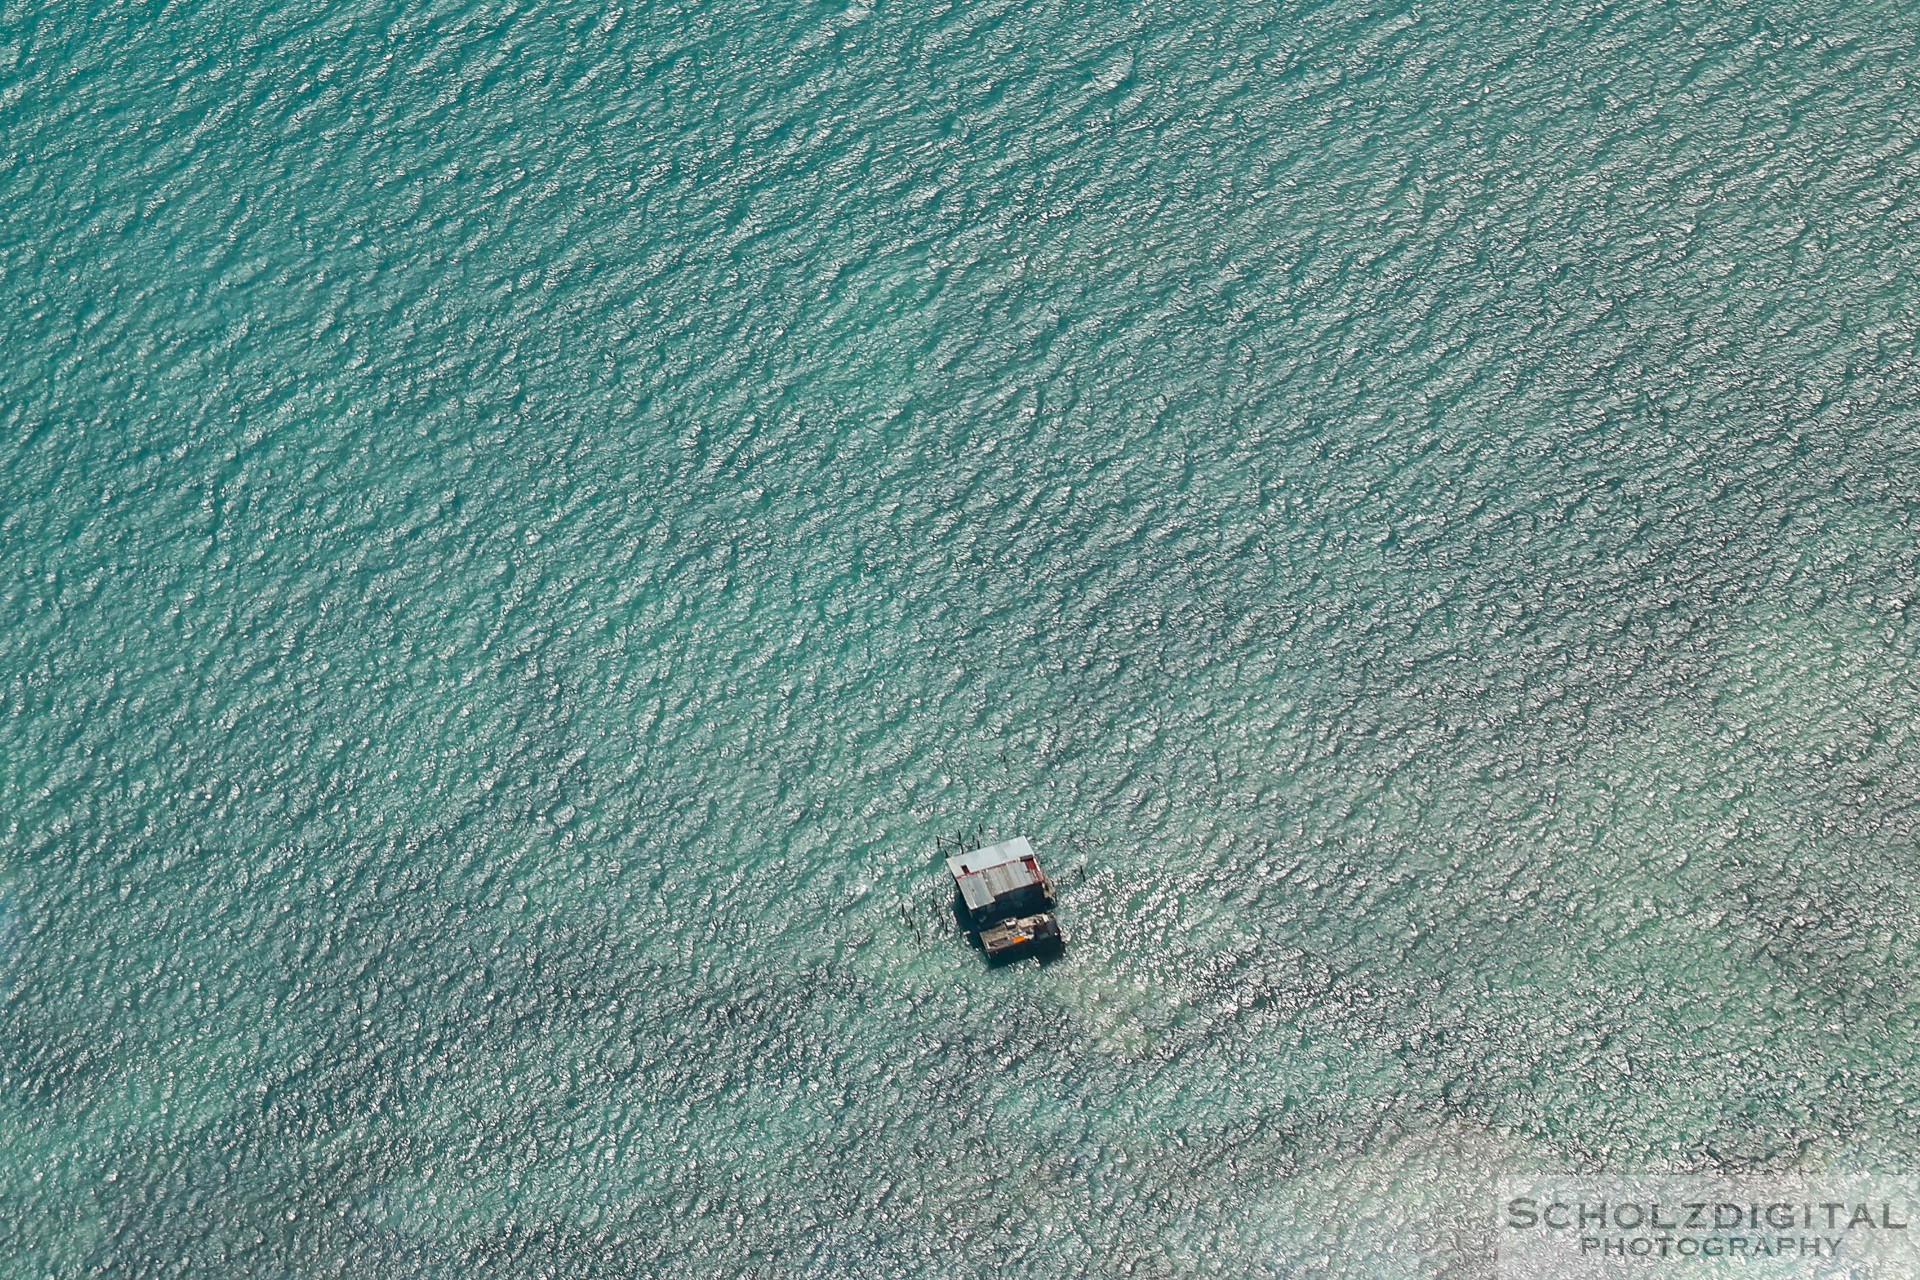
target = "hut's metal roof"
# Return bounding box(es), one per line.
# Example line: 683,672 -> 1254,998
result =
948,836 -> 1044,915
956,860 -> 1044,914
944,836 -> 1034,881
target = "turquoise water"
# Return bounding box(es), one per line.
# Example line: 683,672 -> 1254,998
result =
5,0 -> 1920,1273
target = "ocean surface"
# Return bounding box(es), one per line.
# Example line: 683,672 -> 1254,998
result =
5,0 -> 1920,1275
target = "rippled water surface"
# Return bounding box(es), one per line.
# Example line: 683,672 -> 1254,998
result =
5,0 -> 1920,1275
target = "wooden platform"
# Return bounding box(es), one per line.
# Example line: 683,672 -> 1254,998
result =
979,911 -> 1063,958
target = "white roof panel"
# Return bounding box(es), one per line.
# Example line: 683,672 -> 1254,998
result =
945,835 -> 1034,881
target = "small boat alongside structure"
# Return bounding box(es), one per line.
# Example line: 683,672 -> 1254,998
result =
946,835 -> 1063,959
